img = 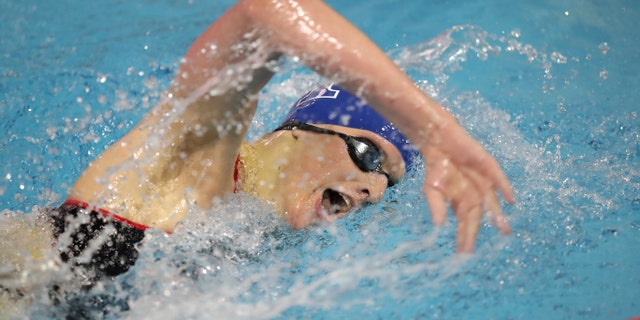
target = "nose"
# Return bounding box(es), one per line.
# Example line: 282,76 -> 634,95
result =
357,173 -> 387,204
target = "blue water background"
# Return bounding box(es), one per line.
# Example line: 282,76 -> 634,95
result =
1,0 -> 639,319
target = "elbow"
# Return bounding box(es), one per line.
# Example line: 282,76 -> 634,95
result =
235,0 -> 273,23
236,0 -> 326,27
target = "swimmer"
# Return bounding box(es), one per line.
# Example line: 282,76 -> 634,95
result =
28,0 -> 516,283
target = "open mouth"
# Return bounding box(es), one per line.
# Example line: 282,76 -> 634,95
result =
322,189 -> 352,216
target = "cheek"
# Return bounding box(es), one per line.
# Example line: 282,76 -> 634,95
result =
267,169 -> 314,229
275,139 -> 351,229
296,136 -> 342,167
287,153 -> 336,184
281,192 -> 316,229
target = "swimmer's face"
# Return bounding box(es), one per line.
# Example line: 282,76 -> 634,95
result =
270,123 -> 405,229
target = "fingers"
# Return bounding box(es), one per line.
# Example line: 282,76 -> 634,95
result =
423,154 -> 512,253
455,205 -> 483,253
488,161 -> 515,205
484,192 -> 511,235
423,149 -> 450,226
425,186 -> 447,226
457,196 -> 511,253
477,153 -> 516,205
461,167 -> 512,235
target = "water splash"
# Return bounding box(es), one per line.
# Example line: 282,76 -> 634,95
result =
391,25 -> 566,83
0,22 -> 637,319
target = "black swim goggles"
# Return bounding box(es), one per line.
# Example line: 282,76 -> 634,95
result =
274,121 -> 395,187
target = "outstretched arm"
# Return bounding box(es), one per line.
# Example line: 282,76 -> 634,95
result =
226,0 -> 515,251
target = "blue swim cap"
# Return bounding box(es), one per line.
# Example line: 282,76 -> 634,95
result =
281,84 -> 418,169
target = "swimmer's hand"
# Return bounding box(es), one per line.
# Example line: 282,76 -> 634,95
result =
420,118 -> 515,253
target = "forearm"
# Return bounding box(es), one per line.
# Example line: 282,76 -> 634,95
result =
172,3 -> 277,100
173,0 -> 452,149
239,0 -> 455,148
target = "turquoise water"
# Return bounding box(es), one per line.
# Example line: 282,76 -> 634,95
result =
1,0 -> 638,319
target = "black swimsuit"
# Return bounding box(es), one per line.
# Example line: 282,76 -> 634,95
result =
50,200 -> 147,282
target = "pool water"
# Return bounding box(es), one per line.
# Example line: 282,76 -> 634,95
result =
1,0 -> 638,319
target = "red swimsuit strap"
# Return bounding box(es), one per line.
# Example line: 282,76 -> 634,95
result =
233,154 -> 241,194
63,199 -> 149,231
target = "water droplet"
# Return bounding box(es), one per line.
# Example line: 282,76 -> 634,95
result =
599,69 -> 608,80
598,42 -> 609,54
551,51 -> 567,64
147,134 -> 161,149
557,102 -> 566,113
